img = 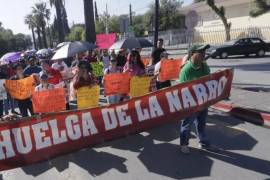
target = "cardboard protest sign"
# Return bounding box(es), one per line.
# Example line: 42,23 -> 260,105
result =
130,76 -> 152,97
104,73 -> 131,96
159,59 -> 183,82
77,85 -> 100,109
91,62 -> 104,77
5,76 -> 35,100
0,80 -> 7,100
32,88 -> 66,113
0,69 -> 233,171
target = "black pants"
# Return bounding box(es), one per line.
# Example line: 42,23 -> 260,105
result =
0,100 -> 3,117
156,80 -> 171,90
17,99 -> 34,117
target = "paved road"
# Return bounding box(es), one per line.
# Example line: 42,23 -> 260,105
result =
169,54 -> 270,90
1,109 -> 270,180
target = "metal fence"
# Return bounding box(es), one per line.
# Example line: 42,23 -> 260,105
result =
144,26 -> 270,46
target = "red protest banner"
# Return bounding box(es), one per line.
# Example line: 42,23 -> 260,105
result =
0,69 -> 233,171
32,88 -> 66,113
104,73 -> 131,96
159,59 -> 183,82
96,33 -> 116,49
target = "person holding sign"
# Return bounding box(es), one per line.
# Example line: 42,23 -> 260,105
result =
9,64 -> 34,117
73,61 -> 97,90
103,58 -> 122,104
40,60 -> 63,85
154,52 -> 171,90
179,44 -> 214,154
123,50 -> 146,76
35,72 -> 55,92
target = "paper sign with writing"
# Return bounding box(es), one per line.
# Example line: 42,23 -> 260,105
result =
32,88 -> 66,113
5,76 -> 35,100
91,62 -> 104,77
0,80 -> 7,100
77,85 -> 100,109
159,59 -> 183,82
130,76 -> 152,97
104,73 -> 131,96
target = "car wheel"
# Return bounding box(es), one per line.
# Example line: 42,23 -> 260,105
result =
220,52 -> 228,59
257,50 -> 265,57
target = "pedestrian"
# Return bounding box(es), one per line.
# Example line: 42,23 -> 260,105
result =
9,63 -> 34,117
101,49 -> 111,71
151,38 -> 166,66
0,66 -> 8,117
103,58 -> 122,104
154,51 -> 171,90
72,61 -> 97,90
116,49 -> 127,68
123,50 -> 146,76
179,44 -> 214,154
35,72 -> 55,92
6,63 -> 18,115
23,56 -> 42,76
40,60 -> 63,85
51,59 -> 69,72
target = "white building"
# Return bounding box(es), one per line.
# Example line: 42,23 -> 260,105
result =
180,0 -> 270,43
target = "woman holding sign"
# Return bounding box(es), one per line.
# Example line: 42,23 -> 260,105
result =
123,50 -> 146,76
9,64 -> 34,117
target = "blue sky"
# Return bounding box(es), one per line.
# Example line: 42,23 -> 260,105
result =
0,0 -> 193,34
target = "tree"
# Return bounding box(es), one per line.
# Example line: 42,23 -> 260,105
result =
195,0 -> 231,41
250,0 -> 270,17
25,14 -> 37,50
49,0 -> 65,42
83,0 -> 96,43
32,2 -> 50,48
66,24 -> 85,41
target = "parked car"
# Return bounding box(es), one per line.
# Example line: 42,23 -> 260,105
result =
208,38 -> 270,59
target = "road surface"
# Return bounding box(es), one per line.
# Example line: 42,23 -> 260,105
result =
1,109 -> 270,180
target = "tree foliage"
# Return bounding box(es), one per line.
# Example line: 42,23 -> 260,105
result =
0,22 -> 32,57
250,0 -> 270,17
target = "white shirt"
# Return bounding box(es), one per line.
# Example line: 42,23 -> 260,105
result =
52,61 -> 68,71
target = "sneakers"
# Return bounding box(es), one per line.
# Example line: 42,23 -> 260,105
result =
198,144 -> 219,152
180,146 -> 190,154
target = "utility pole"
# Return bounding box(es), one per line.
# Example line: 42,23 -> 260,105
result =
105,3 -> 109,34
129,4 -> 133,26
154,0 -> 159,48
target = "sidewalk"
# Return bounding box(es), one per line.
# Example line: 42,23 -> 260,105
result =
212,87 -> 270,127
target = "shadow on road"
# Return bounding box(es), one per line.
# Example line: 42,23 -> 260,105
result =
18,111 -> 270,179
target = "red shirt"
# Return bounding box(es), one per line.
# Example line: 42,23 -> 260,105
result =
47,68 -> 63,85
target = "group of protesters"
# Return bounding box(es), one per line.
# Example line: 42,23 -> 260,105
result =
0,38 -> 217,154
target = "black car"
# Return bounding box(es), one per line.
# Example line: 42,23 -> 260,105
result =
209,38 -> 270,59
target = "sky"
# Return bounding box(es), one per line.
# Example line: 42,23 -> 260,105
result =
0,0 -> 193,35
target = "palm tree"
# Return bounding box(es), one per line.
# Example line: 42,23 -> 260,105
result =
49,0 -> 65,42
250,0 -> 270,17
24,14 -> 37,50
32,15 -> 43,49
32,2 -> 50,48
83,0 -> 96,43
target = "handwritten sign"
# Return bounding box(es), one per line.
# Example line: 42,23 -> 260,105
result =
0,80 -> 7,100
77,85 -> 100,109
130,76 -> 152,97
104,73 -> 131,96
91,62 -> 104,77
159,59 -> 183,82
32,88 -> 66,113
5,76 -> 35,100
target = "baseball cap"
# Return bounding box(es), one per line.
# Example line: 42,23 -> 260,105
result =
40,72 -> 49,81
189,44 -> 210,55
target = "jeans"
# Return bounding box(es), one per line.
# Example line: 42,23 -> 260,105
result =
156,80 -> 171,90
17,99 -> 34,117
108,95 -> 121,104
180,108 -> 209,146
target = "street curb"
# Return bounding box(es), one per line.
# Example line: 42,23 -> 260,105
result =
211,102 -> 270,128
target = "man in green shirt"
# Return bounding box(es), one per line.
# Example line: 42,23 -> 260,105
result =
179,44 -> 213,154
